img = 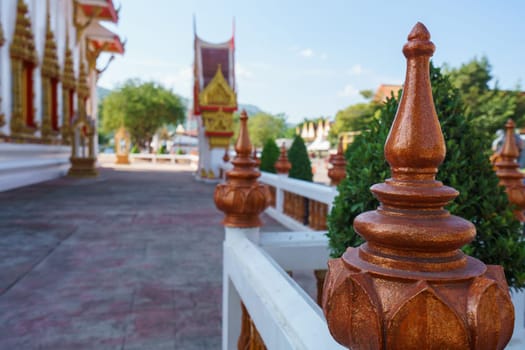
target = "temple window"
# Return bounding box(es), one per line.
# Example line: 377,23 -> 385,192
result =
9,0 -> 39,136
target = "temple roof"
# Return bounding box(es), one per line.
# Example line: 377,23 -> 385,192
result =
373,84 -> 403,103
193,32 -> 235,115
85,21 -> 124,54
194,36 -> 235,90
77,0 -> 119,23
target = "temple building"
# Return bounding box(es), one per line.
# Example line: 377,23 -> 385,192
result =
373,83 -> 402,102
0,0 -> 123,191
193,24 -> 237,181
297,119 -> 331,143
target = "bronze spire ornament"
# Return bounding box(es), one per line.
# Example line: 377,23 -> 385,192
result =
214,110 -> 270,227
328,137 -> 347,186
323,23 -> 514,350
494,119 -> 525,221
274,142 -> 291,175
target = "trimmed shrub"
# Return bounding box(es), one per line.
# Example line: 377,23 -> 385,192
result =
288,135 -> 313,182
260,138 -> 280,173
327,64 -> 525,289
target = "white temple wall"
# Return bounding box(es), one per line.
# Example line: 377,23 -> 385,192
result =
0,0 -> 106,191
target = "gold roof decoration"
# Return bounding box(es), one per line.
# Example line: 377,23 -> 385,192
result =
62,30 -> 76,90
199,65 -> 236,108
10,0 -> 38,64
77,58 -> 89,99
42,11 -> 60,79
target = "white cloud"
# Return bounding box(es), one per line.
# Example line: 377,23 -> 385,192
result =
348,64 -> 365,76
157,66 -> 192,94
236,63 -> 254,80
301,68 -> 336,77
337,84 -> 359,98
320,53 -> 328,60
299,48 -> 314,58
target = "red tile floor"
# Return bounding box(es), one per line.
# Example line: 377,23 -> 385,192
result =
0,167 -> 297,349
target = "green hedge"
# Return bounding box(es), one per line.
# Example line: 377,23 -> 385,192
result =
327,64 -> 525,289
288,135 -> 313,182
260,138 -> 280,173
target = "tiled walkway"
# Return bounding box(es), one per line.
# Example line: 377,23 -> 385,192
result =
0,167 -> 287,349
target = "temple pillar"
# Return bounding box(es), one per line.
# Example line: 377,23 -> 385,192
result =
323,22 -> 514,349
67,59 -> 97,177
41,7 -> 61,142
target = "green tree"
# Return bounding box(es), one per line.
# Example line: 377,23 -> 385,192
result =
248,112 -> 286,147
329,90 -> 380,143
330,103 -> 378,136
327,64 -> 525,289
232,112 -> 287,148
445,57 -> 519,137
260,138 -> 280,173
288,135 -> 313,182
101,79 -> 185,150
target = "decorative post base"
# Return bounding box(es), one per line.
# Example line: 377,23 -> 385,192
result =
115,154 -> 130,165
324,250 -> 514,349
67,157 -> 98,177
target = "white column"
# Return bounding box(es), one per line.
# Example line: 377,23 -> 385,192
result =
222,227 -> 260,350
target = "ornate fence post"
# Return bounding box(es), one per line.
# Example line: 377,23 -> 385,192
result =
494,119 -> 525,221
328,137 -> 347,187
275,143 -> 291,215
323,22 -> 514,349
215,110 -> 271,350
314,139 -> 348,306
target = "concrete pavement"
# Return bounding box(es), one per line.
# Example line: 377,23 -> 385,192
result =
0,167 -> 289,349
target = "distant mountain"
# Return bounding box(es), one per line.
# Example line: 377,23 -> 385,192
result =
239,103 -> 263,115
180,97 -> 263,115
97,86 -> 112,101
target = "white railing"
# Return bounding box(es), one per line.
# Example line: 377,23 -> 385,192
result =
223,226 -> 525,349
130,153 -> 198,165
222,227 -> 345,350
224,174 -> 525,349
259,172 -> 337,232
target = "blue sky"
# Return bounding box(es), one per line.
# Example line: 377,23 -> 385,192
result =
98,0 -> 525,124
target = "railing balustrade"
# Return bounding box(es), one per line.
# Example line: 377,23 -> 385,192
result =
259,172 -> 336,232
222,228 -> 345,350
255,169 -> 525,348
129,153 -> 198,165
